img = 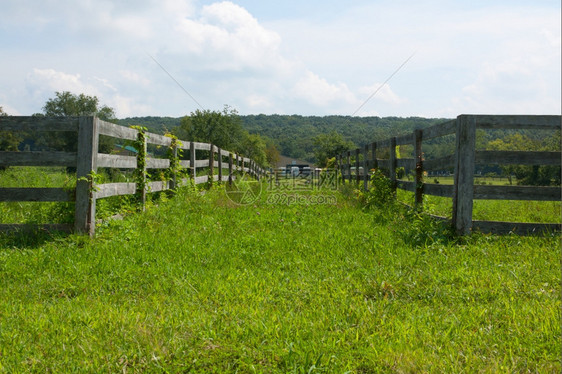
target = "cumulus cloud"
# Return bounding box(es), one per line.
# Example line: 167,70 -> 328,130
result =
24,68 -> 154,117
172,1 -> 284,71
293,71 -> 356,108
111,95 -> 153,118
119,70 -> 151,87
1,0 -> 559,116
358,83 -> 403,105
26,69 -> 101,98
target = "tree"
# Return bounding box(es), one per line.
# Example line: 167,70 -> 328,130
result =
173,105 -> 269,166
0,107 -> 24,171
40,92 -> 117,154
0,107 -> 23,152
43,91 -> 116,121
174,105 -> 246,153
264,138 -> 280,167
240,133 -> 267,166
312,131 -> 355,167
487,133 -> 560,186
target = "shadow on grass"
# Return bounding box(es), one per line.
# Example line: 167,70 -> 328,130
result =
0,227 -> 71,250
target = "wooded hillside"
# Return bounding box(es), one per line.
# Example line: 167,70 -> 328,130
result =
118,115 -> 448,162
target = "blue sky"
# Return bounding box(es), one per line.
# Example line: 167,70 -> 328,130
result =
0,0 -> 560,118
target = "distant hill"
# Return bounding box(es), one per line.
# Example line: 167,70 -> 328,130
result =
118,114 -> 451,163
239,115 -> 450,162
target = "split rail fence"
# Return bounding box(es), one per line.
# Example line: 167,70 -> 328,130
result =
337,114 -> 561,235
0,116 -> 265,235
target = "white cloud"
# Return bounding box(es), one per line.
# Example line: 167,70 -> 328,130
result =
26,69 -> 100,98
293,71 -> 356,108
172,1 -> 284,71
358,83 -> 403,105
245,94 -> 273,109
0,103 -> 22,116
120,70 -> 151,86
94,77 -> 118,92
110,95 -> 153,118
0,1 -> 559,117
23,68 -> 154,117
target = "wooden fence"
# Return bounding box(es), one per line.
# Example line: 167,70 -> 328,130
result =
0,116 -> 265,235
337,114 -> 561,235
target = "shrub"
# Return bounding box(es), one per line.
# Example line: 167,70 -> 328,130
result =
358,169 -> 395,209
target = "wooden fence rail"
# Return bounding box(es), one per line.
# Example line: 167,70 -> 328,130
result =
0,116 -> 265,235
337,114 -> 561,235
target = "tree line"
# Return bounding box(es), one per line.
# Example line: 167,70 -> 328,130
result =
1,92 -> 559,186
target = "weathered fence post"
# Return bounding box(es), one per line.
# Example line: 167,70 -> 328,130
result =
217,147 -> 222,183
355,148 -> 360,186
390,137 -> 397,193
74,116 -> 99,235
414,129 -> 423,207
209,144 -> 215,186
137,129 -> 147,210
190,141 -> 196,181
363,144 -> 369,190
452,115 -> 476,235
228,152 -> 234,185
346,150 -> 351,182
169,141 -> 178,190
371,142 -> 378,170
336,155 -> 341,182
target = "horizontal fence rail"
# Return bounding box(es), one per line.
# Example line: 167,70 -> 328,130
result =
0,116 -> 266,235
337,114 -> 561,235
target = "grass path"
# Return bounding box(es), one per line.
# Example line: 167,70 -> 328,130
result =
0,187 -> 560,372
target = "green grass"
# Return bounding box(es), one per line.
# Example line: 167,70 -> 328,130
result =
397,189 -> 561,224
0,167 -> 148,225
1,183 -> 560,372
0,167 -> 76,224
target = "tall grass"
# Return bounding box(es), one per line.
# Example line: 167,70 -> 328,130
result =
0,182 -> 559,372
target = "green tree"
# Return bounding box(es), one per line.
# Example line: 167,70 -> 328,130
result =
43,91 -> 116,121
173,105 -> 270,167
174,105 -> 245,153
0,107 -> 23,152
313,131 -> 355,167
0,107 -> 23,171
41,92 -> 117,154
240,133 -> 267,167
264,138 -> 280,167
487,133 -> 560,186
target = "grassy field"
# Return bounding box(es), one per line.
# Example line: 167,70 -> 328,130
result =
395,176 -> 561,224
0,167 -> 76,225
0,176 -> 560,372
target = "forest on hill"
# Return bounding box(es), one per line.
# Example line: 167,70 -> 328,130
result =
1,92 -> 558,185
118,113 -> 560,185
119,115 -> 449,162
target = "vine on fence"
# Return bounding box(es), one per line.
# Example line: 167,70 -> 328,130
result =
77,170 -> 102,195
165,134 -> 183,189
130,126 -> 148,202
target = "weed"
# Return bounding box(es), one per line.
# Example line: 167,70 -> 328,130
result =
356,169 -> 395,209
